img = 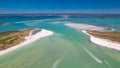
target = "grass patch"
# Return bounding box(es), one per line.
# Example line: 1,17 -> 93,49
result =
87,30 -> 120,42
0,28 -> 35,51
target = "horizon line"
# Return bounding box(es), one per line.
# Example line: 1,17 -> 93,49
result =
0,13 -> 120,15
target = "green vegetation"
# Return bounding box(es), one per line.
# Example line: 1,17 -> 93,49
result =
0,28 -> 34,51
87,30 -> 120,42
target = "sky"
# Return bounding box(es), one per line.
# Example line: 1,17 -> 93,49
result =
0,0 -> 120,14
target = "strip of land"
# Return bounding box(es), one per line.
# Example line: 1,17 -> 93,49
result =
65,23 -> 120,50
83,30 -> 120,50
0,28 -> 53,56
65,23 -> 105,30
65,23 -> 115,31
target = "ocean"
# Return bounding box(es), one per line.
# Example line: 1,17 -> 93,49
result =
0,16 -> 120,68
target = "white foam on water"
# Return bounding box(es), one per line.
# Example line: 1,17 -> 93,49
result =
51,57 -> 63,68
81,46 -> 103,63
104,60 -> 112,68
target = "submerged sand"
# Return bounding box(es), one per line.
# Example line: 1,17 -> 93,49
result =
65,23 -> 106,30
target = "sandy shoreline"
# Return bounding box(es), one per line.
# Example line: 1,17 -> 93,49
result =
0,29 -> 53,56
82,30 -> 120,50
65,23 -> 120,50
65,23 -> 116,31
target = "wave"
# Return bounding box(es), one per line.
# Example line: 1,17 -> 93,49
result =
104,60 -> 112,68
51,56 -> 64,68
81,45 -> 103,63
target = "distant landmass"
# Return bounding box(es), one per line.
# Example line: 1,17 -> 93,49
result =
0,13 -> 120,17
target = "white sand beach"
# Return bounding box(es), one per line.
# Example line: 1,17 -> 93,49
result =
83,30 -> 120,50
0,28 -> 54,56
65,23 -> 120,50
90,36 -> 120,50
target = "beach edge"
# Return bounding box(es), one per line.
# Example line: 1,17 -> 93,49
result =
82,30 -> 120,50
0,28 -> 54,56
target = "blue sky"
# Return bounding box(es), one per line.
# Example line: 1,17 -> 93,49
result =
0,0 -> 120,14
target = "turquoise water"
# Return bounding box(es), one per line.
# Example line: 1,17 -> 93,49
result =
0,16 -> 120,68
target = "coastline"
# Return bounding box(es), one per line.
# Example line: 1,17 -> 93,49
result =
0,29 -> 53,56
65,23 -> 116,31
82,30 -> 120,50
65,23 -> 120,50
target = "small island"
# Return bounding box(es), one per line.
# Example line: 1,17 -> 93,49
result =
83,30 -> 120,50
86,30 -> 120,42
65,23 -> 120,50
0,28 -> 34,51
0,28 -> 53,56
65,23 -> 115,31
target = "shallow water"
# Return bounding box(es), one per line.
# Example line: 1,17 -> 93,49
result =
0,16 -> 120,68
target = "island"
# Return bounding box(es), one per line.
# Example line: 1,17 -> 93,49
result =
65,23 -> 120,50
0,28 -> 53,56
83,30 -> 120,50
0,28 -> 34,50
65,23 -> 115,31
